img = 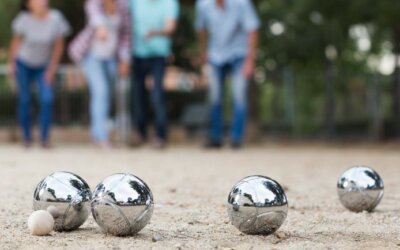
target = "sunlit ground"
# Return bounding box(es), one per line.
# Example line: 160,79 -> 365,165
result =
1,142 -> 399,249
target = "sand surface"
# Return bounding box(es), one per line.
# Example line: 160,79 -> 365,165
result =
0,143 -> 399,249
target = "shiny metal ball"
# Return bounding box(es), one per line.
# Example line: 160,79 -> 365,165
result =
337,166 -> 384,212
91,173 -> 154,236
33,171 -> 92,231
227,175 -> 288,235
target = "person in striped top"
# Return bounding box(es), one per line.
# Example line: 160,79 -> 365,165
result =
69,0 -> 131,149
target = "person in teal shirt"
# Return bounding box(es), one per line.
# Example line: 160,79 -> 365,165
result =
130,0 -> 179,148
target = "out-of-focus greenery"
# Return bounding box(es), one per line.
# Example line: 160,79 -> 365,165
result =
0,0 -> 400,137
0,1 -> 20,63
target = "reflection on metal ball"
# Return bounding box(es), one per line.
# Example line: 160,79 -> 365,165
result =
91,173 -> 154,236
227,175 -> 288,235
337,166 -> 384,212
33,171 -> 92,231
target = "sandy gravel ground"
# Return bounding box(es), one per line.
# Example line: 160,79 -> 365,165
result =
0,142 -> 400,250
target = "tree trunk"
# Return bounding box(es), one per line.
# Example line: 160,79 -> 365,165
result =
324,59 -> 336,138
368,74 -> 382,140
283,68 -> 295,135
392,29 -> 400,137
247,78 -> 262,143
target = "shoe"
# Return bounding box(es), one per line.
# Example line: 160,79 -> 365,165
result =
231,141 -> 243,150
94,141 -> 112,150
129,134 -> 147,148
41,141 -> 53,149
204,140 -> 223,149
24,140 -> 32,149
153,138 -> 166,149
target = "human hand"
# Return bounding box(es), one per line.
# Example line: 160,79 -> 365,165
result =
145,30 -> 158,40
6,61 -> 16,78
242,58 -> 255,80
199,51 -> 208,67
96,25 -> 108,41
118,62 -> 130,77
45,68 -> 56,85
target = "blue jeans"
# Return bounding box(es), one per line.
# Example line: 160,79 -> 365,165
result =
208,58 -> 248,144
132,57 -> 167,140
16,59 -> 53,143
82,54 -> 117,142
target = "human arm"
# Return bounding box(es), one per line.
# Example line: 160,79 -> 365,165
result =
8,13 -> 26,77
240,0 -> 260,79
117,0 -> 132,76
197,29 -> 208,66
7,35 -> 22,77
242,30 -> 259,79
45,11 -> 71,84
145,19 -> 177,39
45,38 -> 65,84
195,1 -> 208,66
85,0 -> 108,40
145,0 -> 179,39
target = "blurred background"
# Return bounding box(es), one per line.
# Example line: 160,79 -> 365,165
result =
0,0 -> 400,143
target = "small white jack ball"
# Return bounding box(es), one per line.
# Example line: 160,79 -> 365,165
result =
28,210 -> 54,236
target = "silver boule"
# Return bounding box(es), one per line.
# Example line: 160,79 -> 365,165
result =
227,175 -> 288,235
337,166 -> 384,212
91,173 -> 154,236
33,171 -> 92,231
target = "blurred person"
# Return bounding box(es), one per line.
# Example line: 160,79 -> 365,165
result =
69,0 -> 131,149
8,0 -> 70,148
130,0 -> 179,149
196,0 -> 260,149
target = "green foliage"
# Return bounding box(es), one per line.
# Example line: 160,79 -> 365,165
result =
0,0 -> 20,62
172,3 -> 197,71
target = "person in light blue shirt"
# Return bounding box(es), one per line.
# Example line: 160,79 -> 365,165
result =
130,0 -> 179,148
196,0 -> 260,149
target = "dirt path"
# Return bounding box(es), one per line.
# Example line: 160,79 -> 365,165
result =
0,143 -> 399,249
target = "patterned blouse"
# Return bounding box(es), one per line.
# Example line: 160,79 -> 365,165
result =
69,0 -> 131,63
